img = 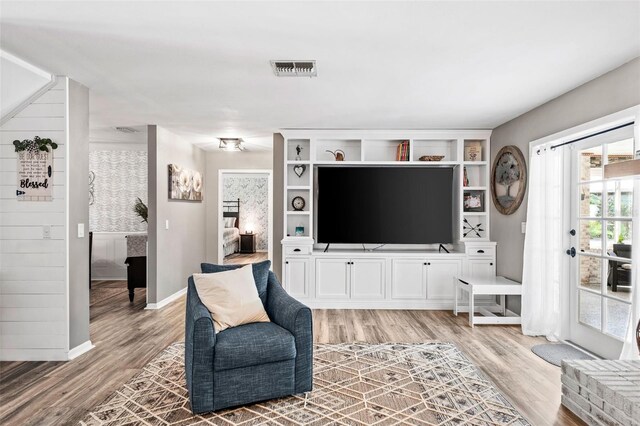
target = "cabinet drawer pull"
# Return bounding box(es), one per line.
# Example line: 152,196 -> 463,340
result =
427,262 -> 431,265
293,248 -> 301,252
423,262 -> 427,265
490,262 -> 493,266
285,261 -> 289,264
477,249 -> 485,253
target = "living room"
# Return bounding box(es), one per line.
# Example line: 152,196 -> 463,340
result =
0,2 -> 638,425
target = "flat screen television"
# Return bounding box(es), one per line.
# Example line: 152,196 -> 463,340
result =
317,166 -> 453,244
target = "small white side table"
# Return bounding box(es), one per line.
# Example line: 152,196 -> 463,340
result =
454,276 -> 522,327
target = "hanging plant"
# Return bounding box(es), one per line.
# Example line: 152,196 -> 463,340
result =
13,136 -> 58,153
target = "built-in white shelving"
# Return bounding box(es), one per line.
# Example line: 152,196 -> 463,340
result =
281,130 -> 492,243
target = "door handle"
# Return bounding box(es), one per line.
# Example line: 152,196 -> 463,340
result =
566,247 -> 576,257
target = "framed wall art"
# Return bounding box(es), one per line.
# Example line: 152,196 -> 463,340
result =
491,145 -> 527,215
168,164 -> 203,201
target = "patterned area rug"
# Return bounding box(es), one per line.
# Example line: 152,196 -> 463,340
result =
81,342 -> 529,425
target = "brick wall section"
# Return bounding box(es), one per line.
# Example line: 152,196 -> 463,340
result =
579,153 -> 600,286
561,359 -> 640,426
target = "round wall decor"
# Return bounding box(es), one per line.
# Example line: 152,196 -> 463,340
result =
491,145 -> 527,215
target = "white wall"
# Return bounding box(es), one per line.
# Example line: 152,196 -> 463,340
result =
205,151 -> 273,263
67,79 -> 90,350
147,125 -> 206,305
0,76 -> 90,361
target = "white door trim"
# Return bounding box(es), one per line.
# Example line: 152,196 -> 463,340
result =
217,169 -> 273,266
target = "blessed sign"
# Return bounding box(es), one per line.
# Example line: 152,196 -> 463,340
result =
17,149 -> 53,201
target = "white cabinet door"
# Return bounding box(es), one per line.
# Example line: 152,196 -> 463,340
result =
351,258 -> 385,299
316,258 -> 350,299
391,259 -> 426,299
468,259 -> 496,279
284,258 -> 309,298
426,259 -> 462,300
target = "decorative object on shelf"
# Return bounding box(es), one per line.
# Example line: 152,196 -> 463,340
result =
168,164 -> 203,201
291,195 -> 306,211
133,197 -> 148,223
463,167 -> 469,187
418,155 -> 444,162
295,225 -> 305,236
463,218 -> 484,238
325,149 -> 345,161
293,164 -> 306,178
464,191 -> 484,212
464,142 -> 482,161
491,145 -> 527,215
396,141 -> 409,161
14,136 -> 57,201
88,171 -> 96,205
295,144 -> 303,161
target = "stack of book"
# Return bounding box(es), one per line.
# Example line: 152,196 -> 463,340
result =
396,141 -> 409,161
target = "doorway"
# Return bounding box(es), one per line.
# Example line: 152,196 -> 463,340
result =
568,128 -> 635,357
217,170 -> 273,265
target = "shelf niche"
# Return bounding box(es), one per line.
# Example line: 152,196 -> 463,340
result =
413,139 -> 458,162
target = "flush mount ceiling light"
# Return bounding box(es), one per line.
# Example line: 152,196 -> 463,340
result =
219,138 -> 245,152
270,60 -> 317,77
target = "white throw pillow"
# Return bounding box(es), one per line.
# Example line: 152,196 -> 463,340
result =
193,264 -> 270,333
224,217 -> 237,228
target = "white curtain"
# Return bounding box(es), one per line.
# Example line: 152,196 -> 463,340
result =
620,178 -> 639,360
521,145 -> 565,339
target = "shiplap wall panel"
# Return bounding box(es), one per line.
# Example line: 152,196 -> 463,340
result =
2,281 -> 66,294
0,186 -> 65,200
0,79 -> 68,360
0,225 -> 65,240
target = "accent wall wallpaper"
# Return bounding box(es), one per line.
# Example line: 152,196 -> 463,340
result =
89,150 -> 148,232
223,175 -> 268,251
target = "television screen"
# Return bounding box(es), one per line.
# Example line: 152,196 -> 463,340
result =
317,166 -> 453,244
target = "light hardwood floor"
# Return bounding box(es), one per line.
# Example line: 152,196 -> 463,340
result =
223,252 -> 268,265
0,280 -> 583,426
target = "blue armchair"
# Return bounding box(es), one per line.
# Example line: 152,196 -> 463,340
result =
185,269 -> 313,414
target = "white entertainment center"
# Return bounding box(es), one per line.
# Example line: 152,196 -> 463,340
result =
280,130 -> 497,309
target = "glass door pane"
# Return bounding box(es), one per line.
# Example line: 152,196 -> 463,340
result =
571,134 -> 633,356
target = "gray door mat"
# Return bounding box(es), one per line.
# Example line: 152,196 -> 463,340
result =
531,343 -> 595,367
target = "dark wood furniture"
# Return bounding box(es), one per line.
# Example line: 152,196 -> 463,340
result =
124,234 -> 148,302
240,233 -> 256,254
608,243 -> 631,292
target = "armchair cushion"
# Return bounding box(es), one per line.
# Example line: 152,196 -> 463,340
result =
193,265 -> 270,333
201,260 -> 271,306
214,322 -> 296,371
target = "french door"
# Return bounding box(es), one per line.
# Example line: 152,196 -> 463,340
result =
569,130 -> 634,358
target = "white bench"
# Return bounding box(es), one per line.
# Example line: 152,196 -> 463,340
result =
454,276 -> 522,327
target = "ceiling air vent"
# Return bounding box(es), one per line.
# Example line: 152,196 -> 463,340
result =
271,60 -> 317,77
114,126 -> 139,133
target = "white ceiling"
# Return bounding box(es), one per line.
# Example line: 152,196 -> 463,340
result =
1,1 -> 638,151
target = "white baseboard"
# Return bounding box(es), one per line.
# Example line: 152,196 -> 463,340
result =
146,287 -> 187,310
68,340 -> 95,360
